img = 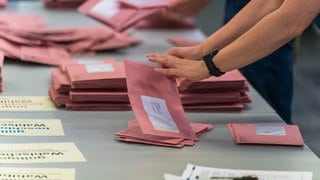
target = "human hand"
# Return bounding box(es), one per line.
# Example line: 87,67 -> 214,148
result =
165,45 -> 204,60
147,53 -> 210,90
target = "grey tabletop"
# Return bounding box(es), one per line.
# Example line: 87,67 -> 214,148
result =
1,1 -> 320,180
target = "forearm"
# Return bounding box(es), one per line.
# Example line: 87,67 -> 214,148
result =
214,0 -> 320,72
200,0 -> 284,55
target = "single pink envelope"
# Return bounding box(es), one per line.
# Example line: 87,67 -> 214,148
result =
65,61 -> 126,89
69,90 -> 129,103
78,0 -> 136,31
125,60 -> 197,140
228,123 -> 305,146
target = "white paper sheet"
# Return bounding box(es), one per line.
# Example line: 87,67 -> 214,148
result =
0,118 -> 64,136
0,142 -> 86,163
164,164 -> 313,180
0,96 -> 57,111
0,167 -> 75,180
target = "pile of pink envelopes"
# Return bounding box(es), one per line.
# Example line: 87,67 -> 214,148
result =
49,59 -> 251,111
0,12 -> 140,66
49,58 -> 132,110
179,70 -> 251,112
228,123 -> 304,146
115,60 -> 213,148
78,0 -> 194,32
0,51 -> 3,92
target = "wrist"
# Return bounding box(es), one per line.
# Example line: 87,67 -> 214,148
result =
202,49 -> 225,77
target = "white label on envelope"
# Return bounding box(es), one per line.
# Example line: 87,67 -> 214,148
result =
141,95 -> 179,133
256,125 -> 286,136
85,64 -> 115,73
0,142 -> 86,163
91,0 -> 119,17
0,118 -> 64,136
0,167 -> 75,180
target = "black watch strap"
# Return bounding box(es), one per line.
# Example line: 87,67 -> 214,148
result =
203,49 -> 225,77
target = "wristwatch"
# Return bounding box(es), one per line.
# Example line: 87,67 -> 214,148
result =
202,49 -> 225,77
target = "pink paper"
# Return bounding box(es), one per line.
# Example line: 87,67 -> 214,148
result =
125,60 -> 197,140
228,123 -> 304,146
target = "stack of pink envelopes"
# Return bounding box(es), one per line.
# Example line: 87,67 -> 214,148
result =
0,51 -> 3,92
228,123 -> 305,146
78,0 -> 170,32
115,60 -> 213,148
179,70 -> 251,112
0,12 -> 140,66
49,59 -> 131,110
49,59 -> 251,111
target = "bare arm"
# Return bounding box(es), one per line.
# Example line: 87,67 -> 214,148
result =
147,0 -> 320,89
200,0 -> 284,54
214,0 -> 320,72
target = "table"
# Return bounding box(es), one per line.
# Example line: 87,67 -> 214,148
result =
1,1 -> 320,179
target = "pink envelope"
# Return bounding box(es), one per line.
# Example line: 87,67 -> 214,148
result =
118,0 -> 169,9
69,90 -> 129,103
51,68 -> 71,94
0,51 -> 3,92
228,123 -> 305,146
115,120 -> 214,148
65,102 -> 131,111
183,102 -> 244,112
125,60 -> 197,140
20,45 -> 72,66
65,61 -> 126,89
0,12 -> 46,29
0,38 -> 22,59
116,120 -> 186,145
119,8 -> 161,31
78,0 -> 136,31
0,0 -> 7,7
167,37 -> 202,47
180,91 -> 241,105
48,86 -> 70,107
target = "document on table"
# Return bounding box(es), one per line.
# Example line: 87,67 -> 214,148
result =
0,167 -> 75,180
0,142 -> 86,163
0,96 -> 57,111
164,163 -> 313,180
0,118 -> 64,136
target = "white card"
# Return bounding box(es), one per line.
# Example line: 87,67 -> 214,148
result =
0,167 -> 75,180
0,142 -> 86,163
0,118 -> 64,136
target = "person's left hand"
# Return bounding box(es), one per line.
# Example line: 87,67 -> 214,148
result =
147,53 -> 210,90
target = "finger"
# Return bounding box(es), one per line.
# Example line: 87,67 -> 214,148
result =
154,67 -> 178,77
148,54 -> 178,68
